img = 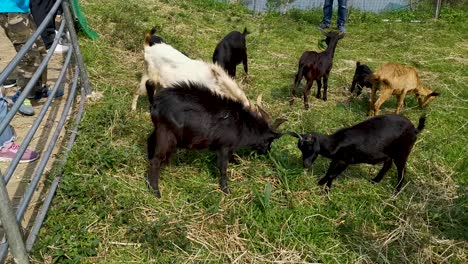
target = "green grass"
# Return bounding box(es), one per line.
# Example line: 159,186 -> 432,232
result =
32,1 -> 467,263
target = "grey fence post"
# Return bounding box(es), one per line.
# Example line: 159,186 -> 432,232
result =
0,177 -> 29,264
62,0 -> 93,95
434,0 -> 442,19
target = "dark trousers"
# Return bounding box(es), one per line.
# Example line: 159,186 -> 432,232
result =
30,0 -> 57,50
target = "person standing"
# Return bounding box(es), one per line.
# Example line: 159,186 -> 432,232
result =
317,0 -> 348,33
0,0 -> 47,116
1,0 -> 64,117
30,0 -> 69,54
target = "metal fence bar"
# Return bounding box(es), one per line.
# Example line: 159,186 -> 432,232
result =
0,177 -> 29,264
25,177 -> 61,252
63,0 -> 92,95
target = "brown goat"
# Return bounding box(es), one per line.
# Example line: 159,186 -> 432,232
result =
367,63 -> 440,116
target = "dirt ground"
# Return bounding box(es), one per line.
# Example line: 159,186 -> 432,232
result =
0,29 -> 70,243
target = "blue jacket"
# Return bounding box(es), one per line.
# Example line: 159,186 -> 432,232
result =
0,0 -> 31,13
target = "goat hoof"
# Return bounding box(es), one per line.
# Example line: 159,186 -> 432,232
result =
221,187 -> 230,195
289,98 -> 295,106
304,104 -> 309,110
153,189 -> 161,198
323,97 -> 327,101
315,94 -> 321,99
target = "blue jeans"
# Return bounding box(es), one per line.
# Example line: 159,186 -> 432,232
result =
322,0 -> 347,26
0,94 -> 15,148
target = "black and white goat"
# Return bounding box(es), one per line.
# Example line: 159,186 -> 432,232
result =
213,28 -> 249,78
132,28 -> 251,111
349,61 -> 373,96
291,31 -> 345,109
146,81 -> 286,198
288,114 -> 426,193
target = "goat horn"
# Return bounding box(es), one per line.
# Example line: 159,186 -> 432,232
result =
255,94 -> 272,123
287,131 -> 302,140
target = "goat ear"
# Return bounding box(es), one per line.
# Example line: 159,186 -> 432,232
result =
287,131 -> 302,140
271,118 -> 287,130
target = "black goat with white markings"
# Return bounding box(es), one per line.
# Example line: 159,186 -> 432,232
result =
288,114 -> 426,193
146,81 -> 286,198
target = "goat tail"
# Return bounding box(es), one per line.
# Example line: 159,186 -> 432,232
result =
416,114 -> 426,134
242,27 -> 251,36
356,61 -> 361,67
294,63 -> 306,90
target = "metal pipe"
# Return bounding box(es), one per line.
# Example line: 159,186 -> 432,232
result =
25,177 -> 61,252
62,0 -> 93,95
0,177 -> 29,264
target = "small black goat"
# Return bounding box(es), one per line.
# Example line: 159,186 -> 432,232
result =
292,31 -> 345,109
213,28 -> 250,78
288,114 -> 426,193
146,81 -> 286,198
350,61 -> 373,96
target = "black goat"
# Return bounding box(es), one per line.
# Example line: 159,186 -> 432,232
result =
146,81 -> 286,198
350,61 -> 373,96
291,31 -> 345,109
288,114 -> 426,193
213,28 -> 250,78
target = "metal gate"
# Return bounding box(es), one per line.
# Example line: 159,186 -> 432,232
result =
0,0 -> 91,262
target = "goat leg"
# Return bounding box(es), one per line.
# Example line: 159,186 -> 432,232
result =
217,148 -> 231,194
322,76 -> 328,101
371,158 -> 392,183
304,80 -> 313,110
318,160 -> 348,191
315,79 -> 321,99
148,157 -> 162,198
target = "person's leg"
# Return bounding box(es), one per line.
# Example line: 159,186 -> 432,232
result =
2,13 -> 47,92
337,0 -> 347,31
30,0 -> 56,50
321,0 -> 334,26
0,89 -> 16,147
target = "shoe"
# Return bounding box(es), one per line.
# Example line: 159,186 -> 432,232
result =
12,91 -> 35,116
317,23 -> 330,30
337,24 -> 346,33
2,79 -> 16,88
0,142 -> 40,163
53,43 -> 69,54
30,85 -> 64,100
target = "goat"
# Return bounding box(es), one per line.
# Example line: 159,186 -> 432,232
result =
213,27 -> 249,78
288,114 -> 426,193
350,61 -> 373,96
132,28 -> 251,111
146,81 -> 286,198
291,31 -> 345,109
367,63 -> 440,116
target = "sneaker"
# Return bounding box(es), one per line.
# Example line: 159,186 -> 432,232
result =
52,43 -> 69,54
337,24 -> 346,33
2,79 -> 16,88
30,86 -> 64,100
12,91 -> 35,116
0,142 -> 40,163
317,23 -> 330,30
